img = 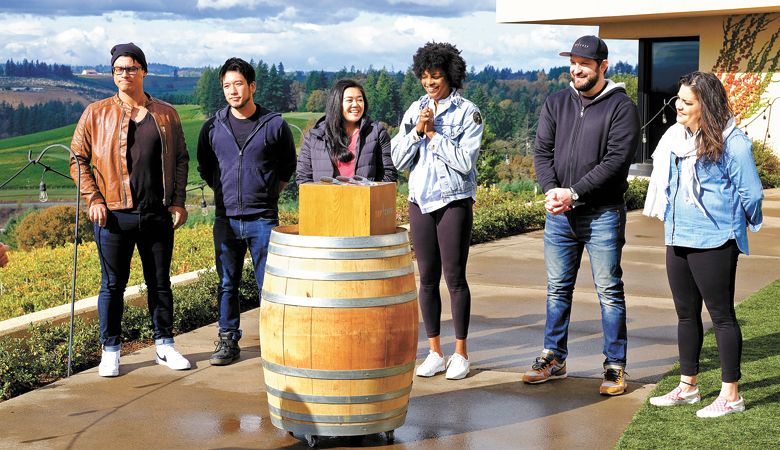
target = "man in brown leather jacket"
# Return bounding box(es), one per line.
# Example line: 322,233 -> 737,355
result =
70,43 -> 191,377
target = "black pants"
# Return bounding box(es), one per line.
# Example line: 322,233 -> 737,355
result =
666,241 -> 741,382
409,199 -> 472,340
94,210 -> 175,349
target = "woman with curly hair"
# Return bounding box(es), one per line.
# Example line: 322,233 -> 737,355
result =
391,42 -> 484,380
296,79 -> 396,184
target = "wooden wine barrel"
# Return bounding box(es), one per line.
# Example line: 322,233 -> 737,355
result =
260,225 -> 418,437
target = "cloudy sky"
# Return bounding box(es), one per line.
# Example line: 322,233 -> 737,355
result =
0,1 -> 637,72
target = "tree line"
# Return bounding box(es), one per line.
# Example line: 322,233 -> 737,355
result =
194,59 -> 636,148
1,59 -> 73,78
0,100 -> 84,139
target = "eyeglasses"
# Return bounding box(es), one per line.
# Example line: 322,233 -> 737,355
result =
112,66 -> 142,75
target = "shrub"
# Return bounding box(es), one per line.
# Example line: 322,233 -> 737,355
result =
752,140 -> 780,188
0,265 -> 260,401
497,178 -> 539,195
471,186 -> 546,244
0,207 -> 34,249
396,192 -> 410,225
624,178 -> 650,211
14,205 -> 94,251
0,223 -> 217,320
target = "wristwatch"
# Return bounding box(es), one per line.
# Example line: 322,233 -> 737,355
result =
569,187 -> 579,202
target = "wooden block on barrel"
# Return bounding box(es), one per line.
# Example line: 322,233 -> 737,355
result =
298,181 -> 396,236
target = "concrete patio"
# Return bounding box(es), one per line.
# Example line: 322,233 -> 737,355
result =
1,189 -> 778,449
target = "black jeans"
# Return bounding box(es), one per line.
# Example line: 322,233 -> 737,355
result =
94,210 -> 175,350
666,241 -> 742,382
409,199 -> 473,340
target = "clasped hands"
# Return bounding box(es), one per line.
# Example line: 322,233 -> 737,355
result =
416,107 -> 436,139
545,188 -> 575,215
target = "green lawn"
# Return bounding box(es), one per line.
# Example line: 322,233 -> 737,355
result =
0,106 -> 320,202
617,279 -> 780,449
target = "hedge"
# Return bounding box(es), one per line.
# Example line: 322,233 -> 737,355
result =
0,212 -> 301,321
0,225 -> 216,320
0,267 -> 259,400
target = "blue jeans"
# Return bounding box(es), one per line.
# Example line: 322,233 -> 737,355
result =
542,206 -> 627,366
213,215 -> 277,335
94,210 -> 175,351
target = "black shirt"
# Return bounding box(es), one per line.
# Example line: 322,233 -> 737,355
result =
127,114 -> 164,212
580,83 -> 609,108
228,107 -> 262,149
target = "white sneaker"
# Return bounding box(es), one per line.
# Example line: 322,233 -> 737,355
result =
696,396 -> 745,418
649,386 -> 701,406
416,350 -> 446,377
155,344 -> 191,370
98,349 -> 120,377
445,353 -> 470,380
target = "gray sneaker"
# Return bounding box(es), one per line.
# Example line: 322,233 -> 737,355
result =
209,331 -> 241,366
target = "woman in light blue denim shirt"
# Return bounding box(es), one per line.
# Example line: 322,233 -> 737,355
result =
391,42 -> 483,381
644,71 -> 763,418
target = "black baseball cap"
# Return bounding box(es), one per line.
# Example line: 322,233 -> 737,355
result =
560,35 -> 609,60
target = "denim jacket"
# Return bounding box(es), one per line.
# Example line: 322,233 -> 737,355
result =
391,91 -> 483,213
665,127 -> 763,254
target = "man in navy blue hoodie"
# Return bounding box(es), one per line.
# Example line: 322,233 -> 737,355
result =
197,57 -> 296,366
523,36 -> 639,395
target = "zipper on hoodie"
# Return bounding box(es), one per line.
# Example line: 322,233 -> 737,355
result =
221,113 -> 268,217
566,95 -> 585,187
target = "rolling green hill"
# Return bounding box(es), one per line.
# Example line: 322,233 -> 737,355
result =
0,106 -> 320,202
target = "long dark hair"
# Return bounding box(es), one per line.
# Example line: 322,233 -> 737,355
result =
679,71 -> 733,161
324,79 -> 368,164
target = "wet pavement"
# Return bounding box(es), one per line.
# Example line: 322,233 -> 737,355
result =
1,189 -> 779,449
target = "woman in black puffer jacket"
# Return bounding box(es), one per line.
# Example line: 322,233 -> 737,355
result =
296,79 -> 397,184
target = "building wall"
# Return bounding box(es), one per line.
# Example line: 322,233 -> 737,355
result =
496,1 -> 780,25
601,13 -> 780,153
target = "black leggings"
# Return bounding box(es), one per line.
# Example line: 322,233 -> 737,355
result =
666,241 -> 741,382
409,199 -> 473,340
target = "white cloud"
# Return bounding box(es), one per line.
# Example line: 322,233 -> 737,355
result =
196,0 -> 265,10
0,8 -> 637,71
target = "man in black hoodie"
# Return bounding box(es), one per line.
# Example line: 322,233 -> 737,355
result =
197,58 -> 296,366
523,36 -> 640,396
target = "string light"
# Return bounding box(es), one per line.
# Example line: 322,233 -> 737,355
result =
38,170 -> 48,203
661,98 -> 668,124
200,186 -> 208,216
738,96 -> 778,149
0,144 -> 82,377
641,96 -> 678,137
186,182 -> 210,216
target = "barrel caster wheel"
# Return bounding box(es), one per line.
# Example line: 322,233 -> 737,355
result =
385,430 -> 395,443
305,434 -> 319,448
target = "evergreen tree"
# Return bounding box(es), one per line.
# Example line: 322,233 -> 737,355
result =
399,70 -> 422,111
368,71 -> 399,125
255,60 -> 270,106
195,67 -> 223,117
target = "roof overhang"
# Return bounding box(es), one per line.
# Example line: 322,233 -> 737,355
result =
496,1 -> 780,25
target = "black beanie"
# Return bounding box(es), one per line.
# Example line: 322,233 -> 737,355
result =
110,43 -> 148,72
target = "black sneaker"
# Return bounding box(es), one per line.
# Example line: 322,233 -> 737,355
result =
209,331 -> 241,366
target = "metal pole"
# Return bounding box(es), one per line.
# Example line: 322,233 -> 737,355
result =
35,144 -> 81,377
